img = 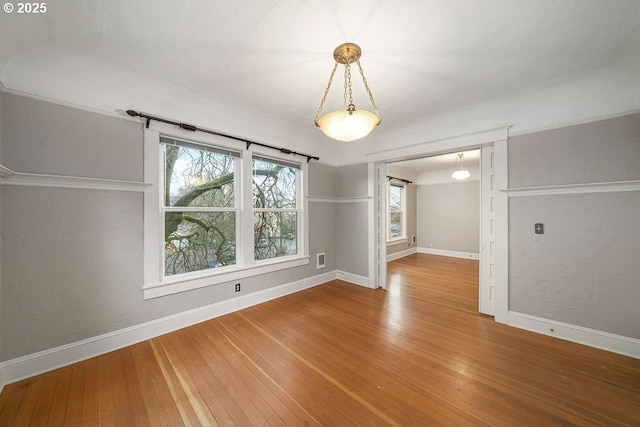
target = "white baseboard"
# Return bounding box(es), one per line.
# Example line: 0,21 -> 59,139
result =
337,270 -> 371,288
508,311 -> 640,359
386,247 -> 417,262
417,247 -> 479,260
0,271 -> 337,390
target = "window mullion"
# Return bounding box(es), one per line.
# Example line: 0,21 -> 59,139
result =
240,150 -> 254,267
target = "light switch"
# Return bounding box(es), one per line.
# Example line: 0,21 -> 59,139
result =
535,223 -> 544,234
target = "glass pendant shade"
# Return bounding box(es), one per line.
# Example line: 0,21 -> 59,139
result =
315,43 -> 380,142
316,109 -> 379,142
451,169 -> 471,180
451,153 -> 470,180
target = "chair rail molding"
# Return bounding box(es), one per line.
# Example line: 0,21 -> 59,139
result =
504,180 -> 640,197
0,164 -> 149,192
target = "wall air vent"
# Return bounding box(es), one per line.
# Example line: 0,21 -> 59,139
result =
317,253 -> 326,269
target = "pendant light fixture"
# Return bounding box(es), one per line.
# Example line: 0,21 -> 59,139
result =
451,153 -> 471,181
314,43 -> 381,142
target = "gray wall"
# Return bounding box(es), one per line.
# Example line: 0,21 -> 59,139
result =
335,164 -> 369,277
2,94 -> 142,180
308,162 -> 337,272
509,113 -> 640,339
0,93 -> 336,360
335,163 -> 368,198
416,181 -> 480,254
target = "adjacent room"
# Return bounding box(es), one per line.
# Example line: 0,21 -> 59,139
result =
0,1 -> 639,425
385,151 -> 481,313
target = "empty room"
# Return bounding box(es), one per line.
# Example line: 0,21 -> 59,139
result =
0,1 -> 639,425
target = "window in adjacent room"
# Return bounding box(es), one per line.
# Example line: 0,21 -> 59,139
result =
388,181 -> 406,240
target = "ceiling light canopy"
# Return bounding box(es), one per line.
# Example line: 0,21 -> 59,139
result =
452,153 -> 471,181
315,43 -> 381,142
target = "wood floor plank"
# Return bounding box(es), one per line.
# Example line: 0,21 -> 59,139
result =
172,328 -> 240,426
182,324 -> 293,427
0,381 -> 27,426
11,376 -> 44,426
151,337 -> 216,426
212,315 -> 345,425
63,363 -> 85,426
109,351 -> 135,427
216,311 -> 402,426
1,253 -> 639,426
153,333 -> 220,427
139,340 -> 186,426
80,357 -> 98,427
257,294 -> 494,425
128,342 -> 170,427
167,327 -> 237,427
97,354 -> 115,426
176,323 -> 270,426
46,365 -> 72,425
29,370 -> 59,426
207,324 -> 317,426
118,347 -> 151,427
196,322 -> 321,426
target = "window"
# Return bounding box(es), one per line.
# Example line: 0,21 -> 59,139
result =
388,181 -> 405,240
252,156 -> 299,261
162,137 -> 239,275
144,130 -> 309,299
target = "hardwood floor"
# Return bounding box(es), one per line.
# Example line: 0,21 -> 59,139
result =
1,253 -> 639,426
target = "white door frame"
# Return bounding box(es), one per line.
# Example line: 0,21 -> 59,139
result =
369,163 -> 387,289
479,146 -> 496,316
367,127 -> 509,322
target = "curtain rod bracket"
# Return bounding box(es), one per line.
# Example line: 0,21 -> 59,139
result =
180,123 -> 197,132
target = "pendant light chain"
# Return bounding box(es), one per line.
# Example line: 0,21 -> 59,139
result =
345,59 -> 355,112
357,59 -> 380,120
314,61 -> 339,125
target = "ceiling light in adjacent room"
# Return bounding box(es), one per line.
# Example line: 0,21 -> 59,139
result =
452,153 -> 471,180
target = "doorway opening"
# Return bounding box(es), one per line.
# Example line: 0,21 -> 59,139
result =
368,130 -> 509,321
382,150 -> 483,313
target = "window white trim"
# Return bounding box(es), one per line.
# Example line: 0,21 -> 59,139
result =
143,129 -> 309,299
143,256 -> 310,299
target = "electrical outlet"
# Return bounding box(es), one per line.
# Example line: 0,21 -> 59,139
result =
235,283 -> 241,292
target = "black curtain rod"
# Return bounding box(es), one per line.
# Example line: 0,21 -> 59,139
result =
126,110 -> 320,163
387,175 -> 413,184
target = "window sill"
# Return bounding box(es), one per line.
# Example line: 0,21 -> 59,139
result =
387,237 -> 408,246
143,255 -> 310,299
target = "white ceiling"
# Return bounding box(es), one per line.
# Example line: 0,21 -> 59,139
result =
1,1 -> 640,165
